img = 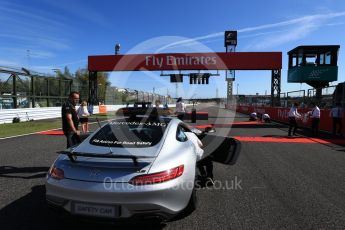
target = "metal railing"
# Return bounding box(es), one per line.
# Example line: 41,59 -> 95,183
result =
234,85 -> 338,108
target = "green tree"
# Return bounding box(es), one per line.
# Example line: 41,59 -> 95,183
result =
97,72 -> 111,103
73,68 -> 110,103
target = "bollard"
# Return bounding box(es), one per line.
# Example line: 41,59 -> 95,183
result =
191,108 -> 197,123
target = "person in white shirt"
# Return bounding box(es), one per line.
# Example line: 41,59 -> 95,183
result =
288,102 -> 302,136
155,100 -> 162,108
185,131 -> 214,186
175,97 -> 186,120
184,132 -> 204,161
330,102 -> 343,136
308,102 -> 320,137
262,113 -> 271,123
77,101 -> 90,133
249,112 -> 257,121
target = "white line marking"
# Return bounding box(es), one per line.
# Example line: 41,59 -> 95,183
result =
0,128 -> 61,140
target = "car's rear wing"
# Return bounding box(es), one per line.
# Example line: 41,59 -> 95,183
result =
57,150 -> 150,166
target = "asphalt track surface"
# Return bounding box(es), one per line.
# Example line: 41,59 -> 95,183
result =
1,103 -> 345,229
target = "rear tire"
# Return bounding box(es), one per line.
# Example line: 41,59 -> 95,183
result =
184,188 -> 197,214
170,174 -> 198,221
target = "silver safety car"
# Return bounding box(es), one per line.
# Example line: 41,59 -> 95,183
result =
45,114 -> 212,221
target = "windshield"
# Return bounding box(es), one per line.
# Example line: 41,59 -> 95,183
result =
90,119 -> 170,148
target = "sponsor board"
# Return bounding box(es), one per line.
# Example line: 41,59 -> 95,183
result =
88,52 -> 282,71
235,105 -> 342,134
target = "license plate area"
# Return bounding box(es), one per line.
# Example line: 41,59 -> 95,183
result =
71,202 -> 119,218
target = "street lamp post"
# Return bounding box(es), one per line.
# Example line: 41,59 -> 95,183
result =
113,87 -> 116,105
153,87 -> 155,103
115,43 -> 121,55
140,91 -> 143,102
134,90 -> 138,102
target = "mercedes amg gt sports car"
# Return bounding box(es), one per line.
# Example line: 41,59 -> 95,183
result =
46,114 -> 213,221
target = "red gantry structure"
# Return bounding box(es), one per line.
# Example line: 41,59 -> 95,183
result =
88,52 -> 282,105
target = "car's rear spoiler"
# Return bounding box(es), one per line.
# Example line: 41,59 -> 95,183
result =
57,150 -> 151,166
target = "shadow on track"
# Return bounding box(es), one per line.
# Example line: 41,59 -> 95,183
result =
0,185 -> 166,230
0,166 -> 49,179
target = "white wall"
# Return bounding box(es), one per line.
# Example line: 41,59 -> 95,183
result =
0,104 -> 183,124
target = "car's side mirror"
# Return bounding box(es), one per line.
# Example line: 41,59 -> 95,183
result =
190,127 -> 216,140
204,126 -> 216,133
190,128 -> 203,136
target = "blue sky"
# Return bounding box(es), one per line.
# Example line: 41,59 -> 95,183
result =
1,0 -> 345,98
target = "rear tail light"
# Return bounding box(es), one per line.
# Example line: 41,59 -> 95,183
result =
49,166 -> 65,180
129,165 -> 184,185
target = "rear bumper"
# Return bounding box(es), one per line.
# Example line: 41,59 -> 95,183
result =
45,175 -> 193,220
46,197 -> 176,222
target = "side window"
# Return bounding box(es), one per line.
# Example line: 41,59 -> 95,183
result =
176,125 -> 188,142
325,52 -> 331,65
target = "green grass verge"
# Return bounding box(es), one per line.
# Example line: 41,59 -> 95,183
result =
0,113 -> 116,138
0,119 -> 62,138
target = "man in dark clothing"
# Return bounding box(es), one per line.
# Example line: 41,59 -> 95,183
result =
197,157 -> 214,187
288,102 -> 301,136
308,102 -> 320,137
330,102 -> 343,136
62,92 -> 81,148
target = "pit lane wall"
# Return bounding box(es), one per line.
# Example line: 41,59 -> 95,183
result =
0,106 -> 109,124
229,105 -> 339,134
0,104 -> 185,124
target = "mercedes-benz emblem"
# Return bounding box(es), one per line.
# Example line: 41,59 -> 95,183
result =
90,169 -> 101,178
